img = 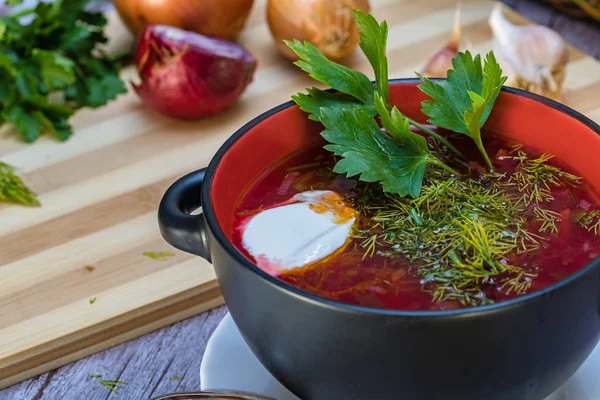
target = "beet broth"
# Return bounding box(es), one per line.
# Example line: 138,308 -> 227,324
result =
232,133 -> 600,311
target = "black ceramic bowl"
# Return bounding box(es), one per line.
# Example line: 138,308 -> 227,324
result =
158,80 -> 600,400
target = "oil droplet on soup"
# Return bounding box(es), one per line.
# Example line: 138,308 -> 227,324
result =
233,134 -> 600,310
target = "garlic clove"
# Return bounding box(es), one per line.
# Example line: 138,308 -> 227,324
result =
488,2 -> 568,99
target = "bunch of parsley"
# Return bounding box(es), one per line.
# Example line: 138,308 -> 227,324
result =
286,10 -> 507,198
0,0 -> 127,142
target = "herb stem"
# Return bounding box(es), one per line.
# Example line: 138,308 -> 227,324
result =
429,158 -> 460,176
407,117 -> 464,158
475,140 -> 494,170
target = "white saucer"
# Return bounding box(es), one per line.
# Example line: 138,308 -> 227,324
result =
201,313 -> 600,399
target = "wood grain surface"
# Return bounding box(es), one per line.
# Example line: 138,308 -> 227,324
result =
1,0 -> 600,392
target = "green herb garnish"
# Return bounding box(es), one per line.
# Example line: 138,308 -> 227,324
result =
0,161 -> 39,206
504,149 -> 581,205
576,210 -> 600,235
286,9 -> 504,197
170,376 -> 182,381
534,208 -> 561,234
319,99 -> 458,198
0,0 -> 127,142
284,10 -> 593,307
90,374 -> 128,394
143,251 -> 175,261
351,162 -> 543,306
416,52 -> 507,169
89,297 -> 96,304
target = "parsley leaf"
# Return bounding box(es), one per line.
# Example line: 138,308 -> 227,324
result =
321,106 -> 441,198
416,51 -> 507,168
354,10 -> 389,103
292,87 -> 375,122
0,0 -> 126,142
285,39 -> 374,106
31,49 -> 76,90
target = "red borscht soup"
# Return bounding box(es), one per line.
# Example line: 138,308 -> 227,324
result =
232,133 -> 600,311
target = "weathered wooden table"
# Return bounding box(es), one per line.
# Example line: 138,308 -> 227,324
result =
1,1 -> 599,399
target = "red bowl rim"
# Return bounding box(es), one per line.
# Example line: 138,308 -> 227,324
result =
202,78 -> 600,317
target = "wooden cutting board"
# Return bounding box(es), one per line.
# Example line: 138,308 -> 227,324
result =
1,0 -> 599,389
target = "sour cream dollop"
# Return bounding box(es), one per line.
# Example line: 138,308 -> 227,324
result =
241,190 -> 356,275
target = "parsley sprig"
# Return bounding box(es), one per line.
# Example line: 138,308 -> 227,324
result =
286,9 -> 506,197
416,52 -> 507,169
0,0 -> 127,142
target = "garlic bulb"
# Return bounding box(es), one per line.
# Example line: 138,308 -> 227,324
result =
489,3 -> 568,99
421,2 -> 462,78
267,0 -> 370,62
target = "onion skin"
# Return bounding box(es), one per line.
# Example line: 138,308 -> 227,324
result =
267,0 -> 370,62
133,25 -> 257,119
114,0 -> 255,41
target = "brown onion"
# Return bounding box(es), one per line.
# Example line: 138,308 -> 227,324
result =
267,0 -> 370,62
114,0 -> 255,41
133,25 -> 257,119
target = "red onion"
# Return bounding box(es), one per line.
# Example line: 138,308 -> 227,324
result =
133,25 -> 257,119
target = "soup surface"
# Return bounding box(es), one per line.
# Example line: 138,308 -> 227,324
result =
232,133 -> 600,310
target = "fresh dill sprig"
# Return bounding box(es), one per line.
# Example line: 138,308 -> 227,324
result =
534,208 -> 562,234
576,210 -> 600,235
505,149 -> 581,206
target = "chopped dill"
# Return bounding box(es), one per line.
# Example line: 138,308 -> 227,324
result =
170,376 -> 182,381
360,234 -> 379,259
99,380 -> 128,394
348,145 -> 583,307
89,297 -> 96,304
504,148 -> 581,206
576,210 -> 600,235
534,208 -> 562,234
143,251 -> 175,261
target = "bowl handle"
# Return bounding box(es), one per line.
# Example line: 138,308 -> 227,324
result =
158,169 -> 211,262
